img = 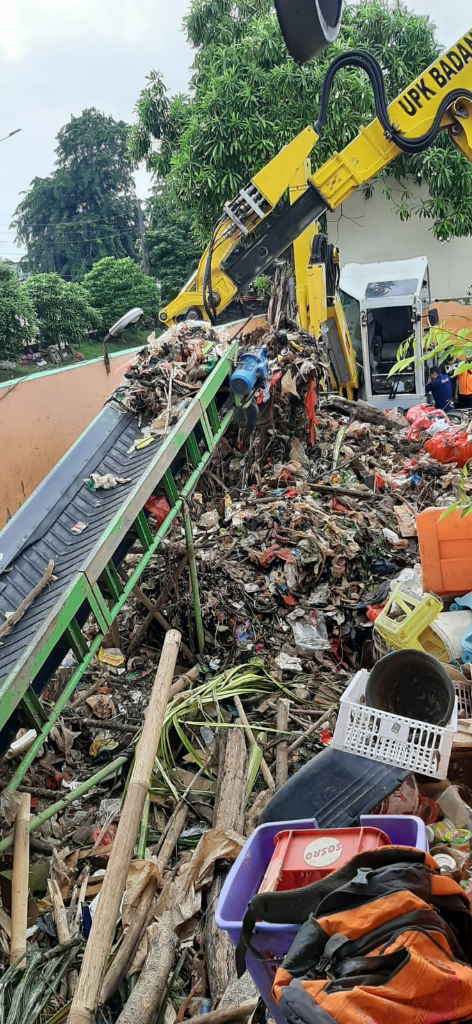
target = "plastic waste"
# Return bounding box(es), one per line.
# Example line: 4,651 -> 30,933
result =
425,430 -> 472,468
234,620 -> 253,649
287,608 -> 330,651
89,731 -> 119,757
91,824 -> 117,848
437,786 -> 472,829
144,496 -> 170,529
406,403 -> 451,441
428,418 -> 452,437
276,652 -> 304,672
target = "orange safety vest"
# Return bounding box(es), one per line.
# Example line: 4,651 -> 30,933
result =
459,368 -> 472,396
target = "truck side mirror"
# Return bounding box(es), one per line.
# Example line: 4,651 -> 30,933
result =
428,308 -> 440,327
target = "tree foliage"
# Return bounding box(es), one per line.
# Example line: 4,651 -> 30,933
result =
130,0 -> 472,243
128,71 -> 191,181
0,264 -> 37,359
81,257 -> 159,331
13,109 -> 139,281
21,274 -> 100,348
146,185 -> 200,304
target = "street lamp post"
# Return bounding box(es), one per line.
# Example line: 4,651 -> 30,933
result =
102,307 -> 144,374
0,129 -> 22,143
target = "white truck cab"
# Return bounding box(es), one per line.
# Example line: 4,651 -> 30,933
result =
339,257 -> 431,410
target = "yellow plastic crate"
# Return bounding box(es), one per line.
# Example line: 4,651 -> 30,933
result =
374,585 -> 448,662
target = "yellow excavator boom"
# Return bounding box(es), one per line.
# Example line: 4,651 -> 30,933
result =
159,26 -> 472,397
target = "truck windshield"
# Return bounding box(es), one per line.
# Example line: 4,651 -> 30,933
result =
365,279 -> 418,299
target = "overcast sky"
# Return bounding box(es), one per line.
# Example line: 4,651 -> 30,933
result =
0,0 -> 470,260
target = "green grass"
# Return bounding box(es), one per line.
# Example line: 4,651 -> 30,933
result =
0,328 -> 154,384
79,328 -> 151,360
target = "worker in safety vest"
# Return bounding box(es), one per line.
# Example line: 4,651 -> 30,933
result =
455,359 -> 472,409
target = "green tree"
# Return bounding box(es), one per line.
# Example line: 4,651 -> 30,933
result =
146,185 -> 200,304
13,109 -> 139,281
81,257 -> 159,330
128,71 -> 191,180
21,274 -> 100,348
130,0 -> 472,244
0,264 -> 37,359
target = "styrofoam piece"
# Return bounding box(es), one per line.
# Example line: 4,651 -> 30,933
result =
332,669 -> 457,780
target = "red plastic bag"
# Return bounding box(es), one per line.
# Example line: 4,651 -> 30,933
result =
366,604 -> 385,623
406,403 -> 428,425
144,496 -> 170,530
407,405 -> 451,441
91,824 -> 117,848
425,430 -> 472,468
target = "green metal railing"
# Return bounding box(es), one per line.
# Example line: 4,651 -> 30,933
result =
1,339 -> 239,794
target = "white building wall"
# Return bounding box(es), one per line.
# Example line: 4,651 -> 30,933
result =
326,180 -> 472,302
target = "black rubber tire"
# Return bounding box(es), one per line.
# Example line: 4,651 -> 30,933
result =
274,0 -> 343,64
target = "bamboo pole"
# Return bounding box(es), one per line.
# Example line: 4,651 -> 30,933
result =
182,504 -> 205,656
184,1000 -> 258,1024
100,798 -> 189,1005
276,699 -> 290,788
151,801 -> 188,861
48,878 -> 78,997
169,664 -> 200,699
10,793 -> 30,967
205,730 -> 246,1002
137,791 -> 151,859
99,877 -> 158,1006
115,921 -> 178,1024
69,629 -> 181,1024
47,879 -> 70,944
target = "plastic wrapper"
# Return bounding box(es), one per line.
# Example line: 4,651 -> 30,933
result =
425,430 -> 472,468
288,608 -> 330,651
373,773 -> 419,815
428,417 -> 453,437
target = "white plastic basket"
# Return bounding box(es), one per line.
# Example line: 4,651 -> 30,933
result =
454,678 -> 472,720
332,669 -> 458,780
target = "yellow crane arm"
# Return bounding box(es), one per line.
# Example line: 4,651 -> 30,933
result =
158,127 -> 319,326
159,27 -> 472,328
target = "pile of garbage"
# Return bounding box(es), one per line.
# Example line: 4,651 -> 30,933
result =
111,321 -> 232,430
138,323 -> 472,680
4,315 -> 472,1023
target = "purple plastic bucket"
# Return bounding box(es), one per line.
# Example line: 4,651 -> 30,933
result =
215,815 -> 428,1023
360,814 -> 428,851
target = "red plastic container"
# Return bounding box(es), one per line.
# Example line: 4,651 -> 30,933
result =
259,827 -> 390,894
